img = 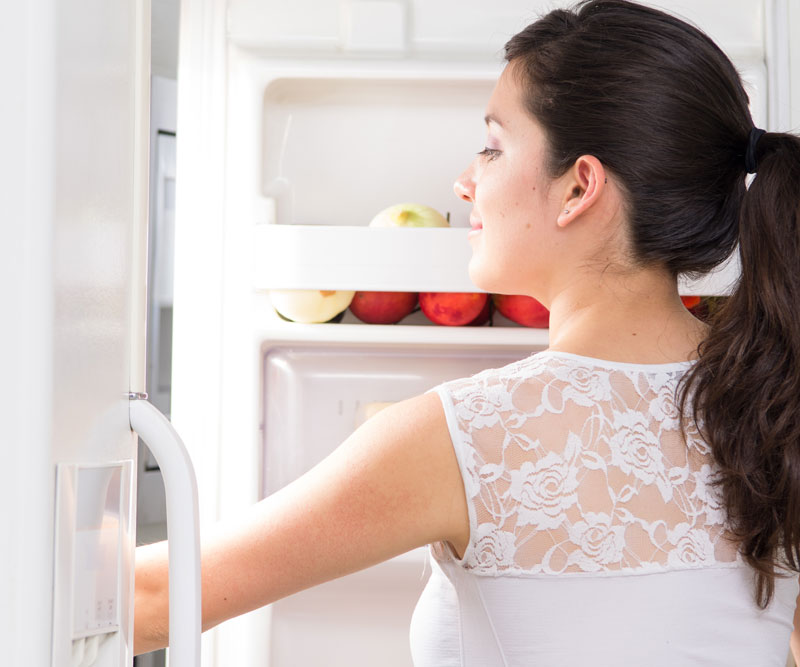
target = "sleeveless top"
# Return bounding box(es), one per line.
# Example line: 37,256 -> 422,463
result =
409,349 -> 798,667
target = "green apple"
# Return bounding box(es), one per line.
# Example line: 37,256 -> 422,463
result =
269,289 -> 355,323
368,203 -> 449,228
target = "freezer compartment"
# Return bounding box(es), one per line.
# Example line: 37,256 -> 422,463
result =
260,344 -> 535,665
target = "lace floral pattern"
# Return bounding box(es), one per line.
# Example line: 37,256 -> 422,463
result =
431,350 -> 743,576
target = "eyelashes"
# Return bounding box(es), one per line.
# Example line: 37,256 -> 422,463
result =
477,148 -> 501,161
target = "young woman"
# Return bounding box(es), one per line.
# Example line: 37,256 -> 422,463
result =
135,1 -> 800,663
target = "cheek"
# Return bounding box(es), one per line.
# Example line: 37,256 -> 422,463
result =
480,171 -> 538,222
469,183 -> 554,294
506,179 -> 546,237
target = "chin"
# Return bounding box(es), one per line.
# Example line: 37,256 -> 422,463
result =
468,258 -> 549,302
467,258 -> 509,294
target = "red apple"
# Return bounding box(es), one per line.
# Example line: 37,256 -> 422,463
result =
419,292 -> 488,326
680,295 -> 701,310
493,294 -> 549,328
467,295 -> 492,326
681,295 -> 712,322
349,291 -> 418,324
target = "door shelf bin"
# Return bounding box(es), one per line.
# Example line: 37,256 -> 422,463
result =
252,223 -> 741,296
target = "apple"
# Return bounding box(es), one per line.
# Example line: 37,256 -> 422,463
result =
493,294 -> 549,328
269,289 -> 354,323
680,295 -> 701,310
681,295 -> 714,322
685,295 -> 724,323
369,202 -> 450,228
419,292 -> 488,326
466,295 -> 492,326
349,291 -> 418,324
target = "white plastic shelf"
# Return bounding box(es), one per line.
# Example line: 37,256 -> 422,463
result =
253,224 -> 741,296
254,224 -> 478,293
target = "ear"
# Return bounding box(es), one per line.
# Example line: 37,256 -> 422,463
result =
556,155 -> 606,228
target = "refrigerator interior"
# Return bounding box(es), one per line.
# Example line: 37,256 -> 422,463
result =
168,1 -> 791,664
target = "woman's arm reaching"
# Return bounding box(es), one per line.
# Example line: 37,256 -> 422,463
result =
134,390 -> 468,655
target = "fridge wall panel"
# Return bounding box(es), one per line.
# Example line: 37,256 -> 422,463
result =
172,1 -> 235,661
413,0 -> 766,55
228,0 -> 341,50
228,0 -> 767,57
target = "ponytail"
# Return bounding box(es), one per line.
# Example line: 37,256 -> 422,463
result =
677,132 -> 800,608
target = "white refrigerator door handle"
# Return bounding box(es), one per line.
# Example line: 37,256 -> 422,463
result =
129,398 -> 201,667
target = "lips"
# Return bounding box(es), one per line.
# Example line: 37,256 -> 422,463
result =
469,218 -> 483,230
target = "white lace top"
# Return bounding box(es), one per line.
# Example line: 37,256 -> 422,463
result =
409,349 -> 798,666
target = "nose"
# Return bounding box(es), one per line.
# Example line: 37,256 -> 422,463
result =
453,164 -> 475,202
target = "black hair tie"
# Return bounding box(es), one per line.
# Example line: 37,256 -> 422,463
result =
745,127 -> 766,174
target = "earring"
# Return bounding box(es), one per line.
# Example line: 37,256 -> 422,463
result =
563,209 -> 569,214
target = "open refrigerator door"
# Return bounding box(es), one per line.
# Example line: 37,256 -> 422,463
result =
170,1 -> 792,665
1,0 -> 205,665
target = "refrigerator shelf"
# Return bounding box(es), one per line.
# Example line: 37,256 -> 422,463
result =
254,314 -> 551,350
253,224 -> 478,293
252,223 -> 741,296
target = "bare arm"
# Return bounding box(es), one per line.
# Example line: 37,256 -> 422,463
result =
134,391 -> 468,655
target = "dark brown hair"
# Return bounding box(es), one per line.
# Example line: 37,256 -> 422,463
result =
505,0 -> 800,608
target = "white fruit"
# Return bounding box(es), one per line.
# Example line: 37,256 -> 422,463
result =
269,289 -> 355,323
369,202 -> 449,228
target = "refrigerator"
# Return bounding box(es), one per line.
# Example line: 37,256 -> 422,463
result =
1,0 -> 200,666
168,1 -> 798,666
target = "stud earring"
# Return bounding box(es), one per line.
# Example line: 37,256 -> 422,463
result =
563,209 -> 569,214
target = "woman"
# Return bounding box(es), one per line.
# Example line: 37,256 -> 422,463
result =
135,0 -> 800,664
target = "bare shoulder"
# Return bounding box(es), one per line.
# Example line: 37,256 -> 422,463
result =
359,390 -> 451,452
329,390 -> 467,549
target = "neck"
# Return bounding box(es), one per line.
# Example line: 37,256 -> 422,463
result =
544,266 -> 709,364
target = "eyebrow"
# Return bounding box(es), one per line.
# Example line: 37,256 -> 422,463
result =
484,114 -> 504,128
